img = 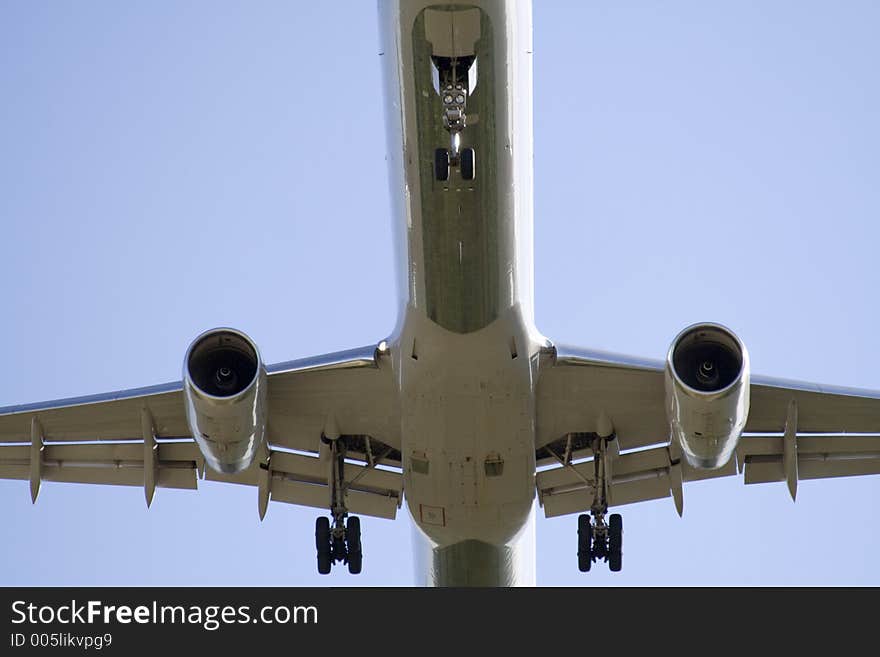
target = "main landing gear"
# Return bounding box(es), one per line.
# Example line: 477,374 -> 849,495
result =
315,435 -> 363,575
315,514 -> 362,575
576,435 -> 623,573
578,511 -> 622,573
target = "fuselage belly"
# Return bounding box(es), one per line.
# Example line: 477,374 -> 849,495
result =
379,0 -> 539,586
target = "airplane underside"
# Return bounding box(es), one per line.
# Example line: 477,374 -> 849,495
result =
2,0 -> 880,589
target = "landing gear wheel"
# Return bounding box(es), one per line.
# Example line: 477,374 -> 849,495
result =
315,516 -> 331,575
608,513 -> 623,572
346,516 -> 362,575
434,148 -> 450,181
577,514 -> 592,572
460,147 -> 475,181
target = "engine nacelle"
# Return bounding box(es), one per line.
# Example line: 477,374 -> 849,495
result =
665,323 -> 750,469
183,328 -> 267,474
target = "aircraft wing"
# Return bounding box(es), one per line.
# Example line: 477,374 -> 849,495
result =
535,344 -> 880,518
0,344 -> 402,519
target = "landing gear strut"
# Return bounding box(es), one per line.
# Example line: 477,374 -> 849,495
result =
315,435 -> 363,575
576,435 -> 623,573
433,55 -> 476,182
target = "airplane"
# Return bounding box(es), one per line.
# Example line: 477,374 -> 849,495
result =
3,0 -> 876,583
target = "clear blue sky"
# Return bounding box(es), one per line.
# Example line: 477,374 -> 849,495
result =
1,1 -> 879,586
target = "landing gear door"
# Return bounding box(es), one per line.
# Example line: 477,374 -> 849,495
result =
424,7 -> 480,60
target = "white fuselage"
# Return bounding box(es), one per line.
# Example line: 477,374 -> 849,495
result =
378,0 -> 540,586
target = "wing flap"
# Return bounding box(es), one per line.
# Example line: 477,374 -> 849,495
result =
740,433 -> 880,485
0,441 -> 199,491
270,478 -> 399,520
269,478 -> 330,511
539,433 -> 880,518
537,444 -> 739,518
204,447 -> 403,520
42,465 -> 197,490
539,472 -> 675,518
0,465 -> 28,480
0,437 -> 402,519
611,473 -> 672,507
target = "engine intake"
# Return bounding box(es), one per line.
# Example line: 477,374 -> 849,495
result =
665,323 -> 750,469
183,328 -> 267,474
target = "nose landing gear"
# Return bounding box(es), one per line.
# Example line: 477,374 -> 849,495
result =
433,57 -> 477,182
434,147 -> 450,182
435,146 -> 476,182
460,146 -> 475,181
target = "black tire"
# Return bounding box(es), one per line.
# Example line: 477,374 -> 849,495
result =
460,147 -> 475,181
346,516 -> 362,575
434,148 -> 449,181
346,516 -> 361,552
316,517 -> 331,575
608,513 -> 623,572
577,514 -> 592,572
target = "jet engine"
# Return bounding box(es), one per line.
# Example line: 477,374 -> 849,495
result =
665,323 -> 750,469
183,328 -> 267,474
